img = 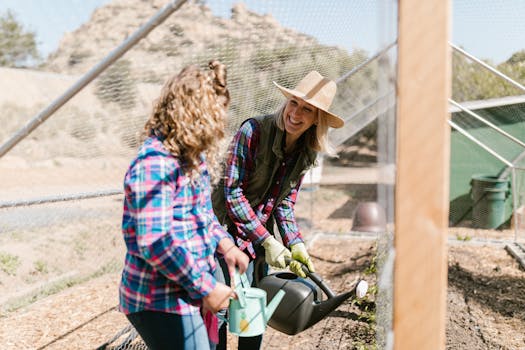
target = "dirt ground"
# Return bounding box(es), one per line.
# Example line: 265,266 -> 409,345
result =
1,232 -> 524,350
1,152 -> 525,349
447,243 -> 525,350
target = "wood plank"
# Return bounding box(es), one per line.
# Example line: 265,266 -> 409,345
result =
394,1 -> 451,349
505,242 -> 525,270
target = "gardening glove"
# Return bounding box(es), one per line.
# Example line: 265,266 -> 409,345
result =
261,236 -> 292,269
289,242 -> 315,278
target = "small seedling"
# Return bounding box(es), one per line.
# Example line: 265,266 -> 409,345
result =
455,233 -> 472,241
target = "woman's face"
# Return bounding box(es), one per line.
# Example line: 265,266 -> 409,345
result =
283,97 -> 318,139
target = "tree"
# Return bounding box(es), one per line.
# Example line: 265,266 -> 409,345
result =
506,50 -> 525,65
0,10 -> 40,67
452,49 -> 525,101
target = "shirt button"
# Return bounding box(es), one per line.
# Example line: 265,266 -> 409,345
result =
282,162 -> 285,166
276,180 -> 280,184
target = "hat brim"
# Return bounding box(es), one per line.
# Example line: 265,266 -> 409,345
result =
273,81 -> 345,129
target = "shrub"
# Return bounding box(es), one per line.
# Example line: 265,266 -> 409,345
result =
0,252 -> 21,275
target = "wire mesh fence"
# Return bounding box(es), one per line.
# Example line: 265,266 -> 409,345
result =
449,45 -> 525,244
0,1 -> 395,349
6,0 -> 525,349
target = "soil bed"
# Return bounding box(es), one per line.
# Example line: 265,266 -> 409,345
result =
1,235 -> 524,349
1,154 -> 524,349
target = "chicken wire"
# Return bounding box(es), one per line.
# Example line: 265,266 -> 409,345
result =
0,0 -> 395,349
449,46 -> 525,242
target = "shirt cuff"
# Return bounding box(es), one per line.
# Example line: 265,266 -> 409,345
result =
186,271 -> 216,300
250,223 -> 271,246
284,234 -> 303,247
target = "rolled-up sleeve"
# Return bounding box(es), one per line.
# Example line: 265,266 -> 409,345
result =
274,177 -> 304,247
224,120 -> 270,244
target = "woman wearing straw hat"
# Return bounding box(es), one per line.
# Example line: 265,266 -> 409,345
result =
212,71 -> 344,349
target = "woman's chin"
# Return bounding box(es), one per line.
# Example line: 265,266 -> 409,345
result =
285,122 -> 302,135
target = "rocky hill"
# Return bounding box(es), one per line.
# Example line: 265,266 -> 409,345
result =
43,0 -> 321,79
5,0 -> 375,159
39,0 -> 371,132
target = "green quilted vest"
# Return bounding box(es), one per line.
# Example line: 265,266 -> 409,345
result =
212,114 -> 318,234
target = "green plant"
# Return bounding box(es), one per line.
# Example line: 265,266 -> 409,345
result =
455,233 -> 472,241
354,292 -> 377,324
33,260 -> 48,274
0,252 -> 21,275
364,255 -> 377,275
354,342 -> 378,350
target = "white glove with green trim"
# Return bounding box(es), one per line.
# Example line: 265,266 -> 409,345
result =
289,242 -> 315,278
261,236 -> 291,269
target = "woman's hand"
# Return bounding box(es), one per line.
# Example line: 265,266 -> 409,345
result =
217,237 -> 250,276
203,282 -> 234,313
262,236 -> 292,269
290,242 -> 315,278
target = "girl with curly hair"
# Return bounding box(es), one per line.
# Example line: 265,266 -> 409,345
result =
119,60 -> 249,350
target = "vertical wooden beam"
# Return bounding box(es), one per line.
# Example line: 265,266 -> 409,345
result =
394,1 -> 451,349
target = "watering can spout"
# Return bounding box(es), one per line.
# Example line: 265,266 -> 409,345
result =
264,289 -> 285,321
306,290 -> 353,328
306,279 -> 368,329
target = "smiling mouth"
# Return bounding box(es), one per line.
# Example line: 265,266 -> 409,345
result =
287,115 -> 302,126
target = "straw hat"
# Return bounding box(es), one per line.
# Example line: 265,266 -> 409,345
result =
273,71 -> 344,129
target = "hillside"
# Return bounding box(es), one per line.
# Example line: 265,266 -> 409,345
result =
43,0 -> 321,80
2,0 -> 375,162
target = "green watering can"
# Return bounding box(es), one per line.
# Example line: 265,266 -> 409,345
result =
217,270 -> 285,337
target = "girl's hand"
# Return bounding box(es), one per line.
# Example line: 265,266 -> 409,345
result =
217,238 -> 250,275
203,282 -> 234,313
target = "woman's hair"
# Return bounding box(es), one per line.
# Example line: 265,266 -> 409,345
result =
144,60 -> 230,182
274,101 -> 336,156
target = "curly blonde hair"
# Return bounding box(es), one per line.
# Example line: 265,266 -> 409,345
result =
144,60 -> 229,183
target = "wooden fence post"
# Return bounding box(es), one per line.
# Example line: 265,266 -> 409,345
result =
394,1 -> 451,349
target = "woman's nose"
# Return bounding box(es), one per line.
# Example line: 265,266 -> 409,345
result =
290,106 -> 301,118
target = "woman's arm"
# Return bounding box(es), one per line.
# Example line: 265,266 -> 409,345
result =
274,177 -> 304,247
223,120 -> 270,245
274,176 -> 317,276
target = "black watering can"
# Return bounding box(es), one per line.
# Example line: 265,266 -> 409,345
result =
254,258 -> 368,335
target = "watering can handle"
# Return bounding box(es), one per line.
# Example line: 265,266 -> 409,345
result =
233,269 -> 248,307
285,257 -> 336,298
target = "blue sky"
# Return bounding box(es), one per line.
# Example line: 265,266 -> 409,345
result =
0,0 -> 524,65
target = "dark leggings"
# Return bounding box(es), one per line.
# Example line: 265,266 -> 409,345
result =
126,310 -> 211,350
